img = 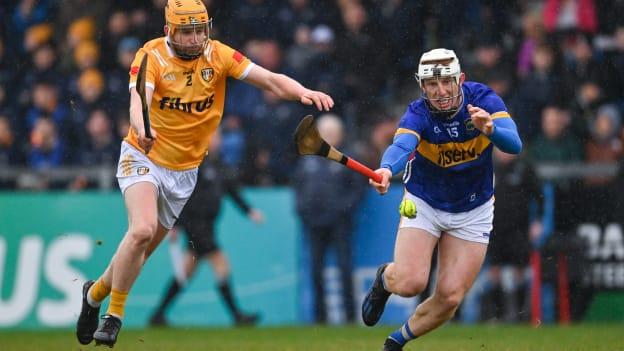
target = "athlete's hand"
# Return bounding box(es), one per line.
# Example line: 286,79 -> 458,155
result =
468,104 -> 494,135
300,89 -> 334,111
248,209 -> 265,224
369,168 -> 392,195
137,127 -> 157,154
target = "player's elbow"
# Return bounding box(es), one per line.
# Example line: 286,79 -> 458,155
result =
507,139 -> 522,154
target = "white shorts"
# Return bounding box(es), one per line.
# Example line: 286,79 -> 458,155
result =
116,142 -> 198,229
399,192 -> 494,244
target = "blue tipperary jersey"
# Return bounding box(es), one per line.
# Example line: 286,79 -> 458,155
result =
398,81 -> 511,213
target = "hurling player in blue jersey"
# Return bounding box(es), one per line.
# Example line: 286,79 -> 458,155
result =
361,48 -> 522,351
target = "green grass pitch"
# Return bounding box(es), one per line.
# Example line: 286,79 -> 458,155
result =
0,324 -> 621,351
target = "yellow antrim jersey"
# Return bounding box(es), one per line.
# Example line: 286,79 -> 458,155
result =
126,38 -> 253,170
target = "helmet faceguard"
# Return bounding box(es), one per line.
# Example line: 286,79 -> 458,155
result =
414,48 -> 464,119
165,0 -> 212,60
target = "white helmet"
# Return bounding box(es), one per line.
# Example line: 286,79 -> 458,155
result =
415,48 -> 463,117
415,48 -> 461,84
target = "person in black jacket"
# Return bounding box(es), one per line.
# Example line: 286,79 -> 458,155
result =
149,129 -> 264,327
293,113 -> 366,323
483,148 -> 543,322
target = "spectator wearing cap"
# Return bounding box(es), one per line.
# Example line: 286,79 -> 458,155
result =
73,40 -> 100,71
304,24 -> 346,115
67,68 -> 106,158
106,36 -> 140,114
10,0 -> 52,56
583,105 -> 624,221
23,23 -> 53,53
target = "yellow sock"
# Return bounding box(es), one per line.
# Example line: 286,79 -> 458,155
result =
89,278 -> 111,304
107,289 -> 129,319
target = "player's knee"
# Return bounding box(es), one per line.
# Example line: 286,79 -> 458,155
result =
126,223 -> 157,247
395,277 -> 428,297
435,288 -> 465,312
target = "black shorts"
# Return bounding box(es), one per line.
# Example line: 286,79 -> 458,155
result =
487,230 -> 530,266
179,219 -> 219,256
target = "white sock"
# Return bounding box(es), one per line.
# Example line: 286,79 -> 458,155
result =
86,287 -> 102,308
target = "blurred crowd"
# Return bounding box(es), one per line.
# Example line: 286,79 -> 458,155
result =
1,0 -> 624,190
1,0 -> 624,324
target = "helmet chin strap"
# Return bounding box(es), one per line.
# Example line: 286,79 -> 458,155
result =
166,33 -> 205,60
423,89 -> 464,120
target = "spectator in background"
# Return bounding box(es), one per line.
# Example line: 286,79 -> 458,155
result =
69,68 -> 106,149
10,0 -> 53,57
334,2 -> 386,125
28,116 -> 64,170
223,40 -> 265,121
0,115 -> 22,189
106,36 -> 140,113
78,109 -> 119,166
17,43 -> 63,115
73,40 -> 100,71
100,9 -> 132,69
23,23 -> 53,53
378,0 -> 425,87
528,105 -> 586,323
482,149 -> 543,323
529,106 -> 584,164
219,115 -> 246,168
284,24 -> 315,82
304,24 -> 346,111
241,142 -> 274,186
583,104 -> 624,222
356,117 -> 396,172
514,44 -> 563,142
58,16 -> 98,74
24,81 -> 69,139
516,9 -> 546,79
250,89 -> 303,184
276,0 -> 319,46
294,114 -> 365,324
0,115 -> 24,166
604,25 -> 624,101
569,79 -> 605,142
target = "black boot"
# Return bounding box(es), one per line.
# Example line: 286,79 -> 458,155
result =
93,314 -> 123,348
75,280 -> 100,345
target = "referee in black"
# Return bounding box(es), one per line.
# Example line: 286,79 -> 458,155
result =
149,130 -> 263,326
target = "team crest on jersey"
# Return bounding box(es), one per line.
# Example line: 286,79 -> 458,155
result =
201,68 -> 214,82
137,166 -> 150,175
464,118 -> 475,131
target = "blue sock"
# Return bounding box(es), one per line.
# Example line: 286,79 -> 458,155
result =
388,322 -> 417,346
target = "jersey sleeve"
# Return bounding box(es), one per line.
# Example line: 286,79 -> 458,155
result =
478,88 -> 511,120
395,104 -> 424,141
128,47 -> 159,91
216,42 -> 254,80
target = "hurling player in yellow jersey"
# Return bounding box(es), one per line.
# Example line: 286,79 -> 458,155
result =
75,0 -> 333,347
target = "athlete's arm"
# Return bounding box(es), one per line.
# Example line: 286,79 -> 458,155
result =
243,64 -> 334,111
468,104 -> 522,154
129,85 -> 156,153
489,117 -> 522,154
380,133 -> 419,176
